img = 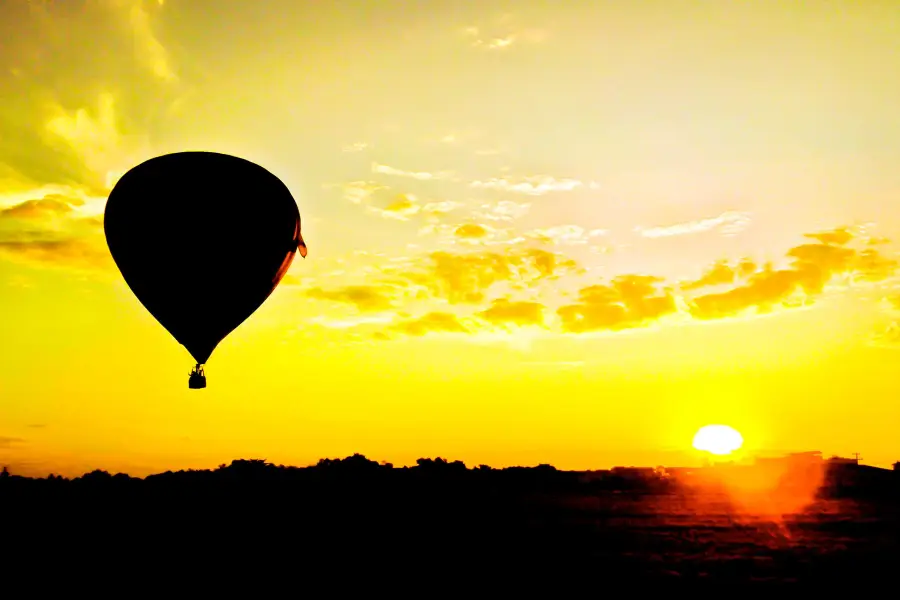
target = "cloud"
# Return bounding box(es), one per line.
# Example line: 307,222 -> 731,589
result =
419,221 -> 527,247
870,294 -> 900,349
402,248 -> 578,304
372,162 -> 452,181
872,322 -> 900,348
462,26 -> 515,50
454,223 -> 489,239
38,92 -> 155,198
0,3 -> 183,276
688,230 -> 897,319
637,211 -> 751,239
125,0 -> 178,82
0,239 -> 112,270
470,175 -> 583,196
310,313 -> 396,329
364,194 -> 465,223
0,436 -> 25,449
523,248 -> 580,278
0,0 -> 179,195
854,248 -> 898,282
681,258 -> 756,291
473,36 -> 516,50
0,188 -> 111,270
370,194 -> 421,221
417,223 -> 458,239
478,298 -> 545,327
407,251 -> 519,304
461,21 -> 547,50
305,285 -> 397,312
474,200 -> 531,222
804,226 -> 853,246
392,312 -> 470,336
342,141 -> 369,152
0,195 -> 83,220
421,200 -> 464,216
44,94 -> 123,184
525,225 -> 607,246
558,275 -> 677,333
303,224 -> 894,342
336,181 -> 388,205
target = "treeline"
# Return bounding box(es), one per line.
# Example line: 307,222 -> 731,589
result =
0,454 -> 673,493
0,454 -> 644,578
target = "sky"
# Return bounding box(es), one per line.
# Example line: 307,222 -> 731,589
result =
2,0 -> 900,477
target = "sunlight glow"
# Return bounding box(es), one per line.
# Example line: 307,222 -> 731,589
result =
692,425 -> 744,456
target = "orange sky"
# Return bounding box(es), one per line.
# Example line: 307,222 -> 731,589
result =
2,0 -> 900,477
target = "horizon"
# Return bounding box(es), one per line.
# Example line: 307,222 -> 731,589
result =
0,447 -> 883,480
3,1 -> 900,478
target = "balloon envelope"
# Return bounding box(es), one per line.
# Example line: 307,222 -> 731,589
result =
104,151 -> 305,365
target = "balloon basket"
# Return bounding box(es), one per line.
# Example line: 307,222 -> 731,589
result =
189,364 -> 207,389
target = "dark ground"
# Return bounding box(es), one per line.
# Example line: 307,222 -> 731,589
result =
2,456 -> 899,588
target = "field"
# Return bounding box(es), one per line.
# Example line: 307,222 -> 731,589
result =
3,463 -> 898,584
530,490 -> 898,582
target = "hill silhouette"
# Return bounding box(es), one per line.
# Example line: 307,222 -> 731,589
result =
2,455 -> 899,587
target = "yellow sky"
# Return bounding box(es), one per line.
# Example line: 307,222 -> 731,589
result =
2,0 -> 900,476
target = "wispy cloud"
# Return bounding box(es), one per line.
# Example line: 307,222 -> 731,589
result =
310,314 -> 396,329
0,186 -> 111,271
474,36 -> 516,50
391,312 -> 470,336
680,258 -> 756,291
526,225 -> 607,246
637,211 -> 752,239
474,200 -> 531,221
470,175 -> 583,195
369,194 -> 421,221
125,0 -> 177,82
43,94 -> 135,191
461,23 -> 547,51
306,284 -> 398,312
333,181 -> 388,205
421,200 -> 464,216
872,322 -> 900,348
342,141 -> 369,152
400,248 -> 579,304
867,293 -> 900,349
372,162 -> 453,181
0,436 -> 25,449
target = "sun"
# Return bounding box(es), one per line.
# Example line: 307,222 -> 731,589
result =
692,425 -> 744,456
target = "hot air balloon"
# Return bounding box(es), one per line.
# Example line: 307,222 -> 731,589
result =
104,151 -> 307,389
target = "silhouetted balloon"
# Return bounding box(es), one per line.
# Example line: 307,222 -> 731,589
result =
104,152 -> 306,388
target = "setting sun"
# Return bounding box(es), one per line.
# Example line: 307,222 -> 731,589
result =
692,425 -> 744,456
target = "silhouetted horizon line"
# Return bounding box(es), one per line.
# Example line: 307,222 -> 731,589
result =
3,449 -> 894,480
